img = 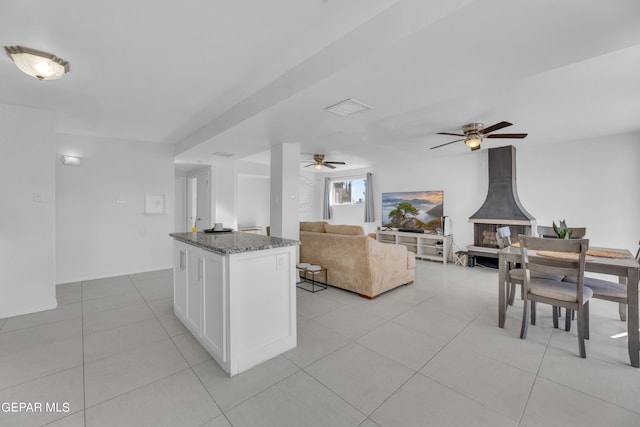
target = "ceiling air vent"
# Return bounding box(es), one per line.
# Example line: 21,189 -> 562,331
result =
211,152 -> 235,157
324,98 -> 374,117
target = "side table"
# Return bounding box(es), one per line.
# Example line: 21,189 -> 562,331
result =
296,263 -> 327,293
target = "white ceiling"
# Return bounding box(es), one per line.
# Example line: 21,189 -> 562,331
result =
2,0 -> 639,172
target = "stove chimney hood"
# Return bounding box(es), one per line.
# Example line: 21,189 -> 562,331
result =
469,145 -> 535,225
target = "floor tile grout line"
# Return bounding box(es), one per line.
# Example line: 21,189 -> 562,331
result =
415,371 -> 523,424
516,309 -> 640,420
128,272 -> 181,345
362,306 -> 499,422
450,303 -> 553,375
82,323 -> 174,366
514,322 -> 555,426
197,360 -> 304,416
293,282 -> 513,421
292,366 -> 370,421
81,305 -> 158,340
81,279 -> 87,426
302,352 -> 400,420
535,329 -> 640,416
191,381 -> 232,427
79,273 -> 183,415
81,367 -> 194,413
8,265 -> 636,425
296,308 -> 437,420
534,371 -> 640,417
0,364 -> 84,394
189,361 -> 233,425
416,305 -> 535,423
0,311 -> 83,336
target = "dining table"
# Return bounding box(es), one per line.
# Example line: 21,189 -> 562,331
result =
497,245 -> 640,368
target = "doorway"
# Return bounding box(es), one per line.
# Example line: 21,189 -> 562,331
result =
185,168 -> 212,231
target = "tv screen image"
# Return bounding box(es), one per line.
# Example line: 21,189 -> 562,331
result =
382,190 -> 444,231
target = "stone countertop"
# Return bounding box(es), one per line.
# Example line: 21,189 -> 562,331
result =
169,231 -> 300,255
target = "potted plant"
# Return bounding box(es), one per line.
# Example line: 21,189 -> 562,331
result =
552,220 -> 573,239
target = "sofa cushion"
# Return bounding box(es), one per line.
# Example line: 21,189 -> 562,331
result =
324,224 -> 364,235
300,221 -> 328,233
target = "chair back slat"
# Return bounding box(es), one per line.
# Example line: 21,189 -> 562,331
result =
518,235 -> 588,303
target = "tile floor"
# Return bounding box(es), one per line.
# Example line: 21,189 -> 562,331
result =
1,261 -> 640,426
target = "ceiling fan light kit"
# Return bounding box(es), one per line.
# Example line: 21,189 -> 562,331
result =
304,154 -> 346,170
433,121 -> 527,151
4,45 -> 70,80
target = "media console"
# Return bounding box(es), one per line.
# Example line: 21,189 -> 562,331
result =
376,230 -> 452,264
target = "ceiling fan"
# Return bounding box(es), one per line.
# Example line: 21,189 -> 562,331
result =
431,121 -> 527,151
304,154 -> 346,169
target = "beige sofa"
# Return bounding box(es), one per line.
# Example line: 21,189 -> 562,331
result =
299,222 -> 415,298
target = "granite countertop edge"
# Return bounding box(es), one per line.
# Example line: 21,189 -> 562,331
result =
170,231 -> 300,255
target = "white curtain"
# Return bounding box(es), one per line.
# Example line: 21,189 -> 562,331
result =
364,172 -> 375,222
322,177 -> 331,220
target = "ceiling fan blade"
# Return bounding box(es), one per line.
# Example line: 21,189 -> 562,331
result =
430,138 -> 465,149
437,132 -> 465,137
481,121 -> 512,134
485,133 -> 528,139
323,163 -> 336,169
304,163 -> 316,168
324,161 -> 346,165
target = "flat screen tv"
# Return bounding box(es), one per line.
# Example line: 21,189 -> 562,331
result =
382,190 -> 444,232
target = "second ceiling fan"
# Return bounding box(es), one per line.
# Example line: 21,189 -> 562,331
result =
432,121 -> 527,151
304,154 -> 346,169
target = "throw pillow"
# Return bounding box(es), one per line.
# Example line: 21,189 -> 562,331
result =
300,221 -> 328,233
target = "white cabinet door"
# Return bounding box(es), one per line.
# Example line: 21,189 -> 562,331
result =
202,254 -> 226,363
185,249 -> 203,336
173,243 -> 187,321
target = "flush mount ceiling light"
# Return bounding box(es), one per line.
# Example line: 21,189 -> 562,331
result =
324,98 -> 374,117
4,45 -> 70,80
61,155 -> 82,166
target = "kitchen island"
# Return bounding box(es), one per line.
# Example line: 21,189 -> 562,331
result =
170,231 -> 299,376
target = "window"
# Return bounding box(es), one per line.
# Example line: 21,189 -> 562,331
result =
331,178 -> 366,205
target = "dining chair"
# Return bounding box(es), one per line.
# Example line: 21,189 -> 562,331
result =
562,240 -> 640,329
518,235 -> 591,358
538,225 -> 587,330
496,227 -> 563,312
496,227 -> 519,306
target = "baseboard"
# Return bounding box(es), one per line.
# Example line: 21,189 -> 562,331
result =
1,300 -> 58,319
56,265 -> 173,285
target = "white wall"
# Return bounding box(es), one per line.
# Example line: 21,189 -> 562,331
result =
235,160 -> 270,232
375,133 -> 640,253
175,175 -> 187,232
308,133 -> 640,256
375,150 -> 484,253
516,133 -> 639,252
237,175 -> 270,231
270,143 -> 300,240
56,135 -> 175,283
299,170 -> 322,221
0,104 -> 57,318
214,162 -> 237,229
